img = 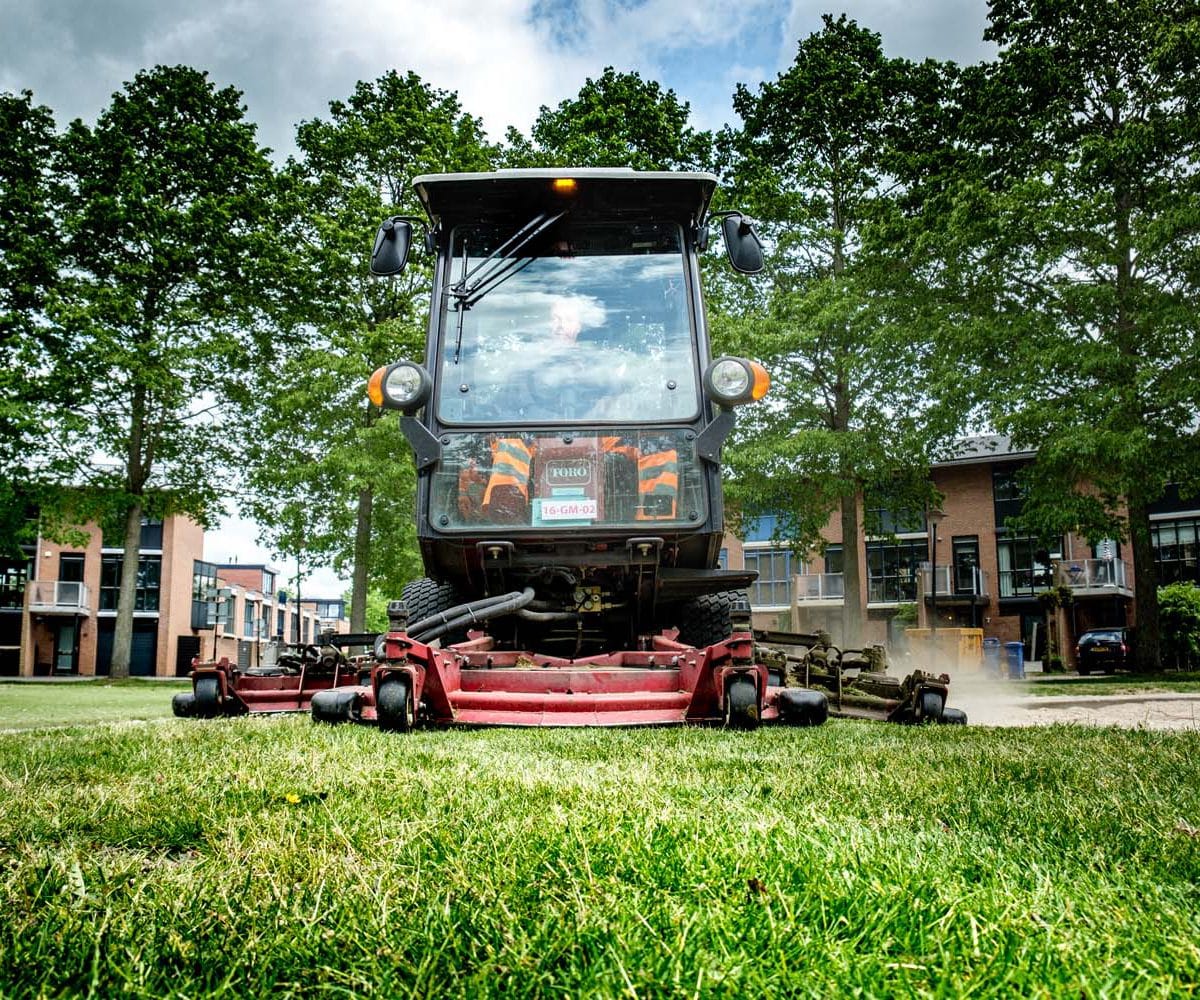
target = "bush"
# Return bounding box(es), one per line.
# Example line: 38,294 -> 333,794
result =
1158,582 -> 1200,670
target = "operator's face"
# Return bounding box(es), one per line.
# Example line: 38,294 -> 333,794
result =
550,300 -> 583,343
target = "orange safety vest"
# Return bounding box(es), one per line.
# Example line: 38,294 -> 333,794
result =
636,448 -> 678,520
483,437 -> 533,506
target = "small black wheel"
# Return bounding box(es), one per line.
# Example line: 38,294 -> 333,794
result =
939,707 -> 968,725
171,692 -> 196,718
194,676 -> 222,718
377,676 -> 415,733
919,689 -> 944,723
778,688 -> 828,727
724,675 -> 759,731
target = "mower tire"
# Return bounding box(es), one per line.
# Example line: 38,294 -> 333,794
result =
402,577 -> 466,643
377,675 -> 415,733
311,689 -> 362,725
193,676 -> 222,718
778,687 -> 828,727
678,589 -> 749,648
938,707 -> 968,725
919,689 -> 944,723
171,692 -> 196,718
724,674 -> 760,730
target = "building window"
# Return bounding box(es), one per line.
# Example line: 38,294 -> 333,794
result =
312,600 -> 343,620
262,570 -> 276,598
1153,517 -> 1199,585
745,548 -> 792,608
992,466 -> 1029,529
244,599 -> 256,637
0,560 -> 29,610
864,504 -> 923,536
100,555 -> 161,611
996,537 -> 1059,598
824,546 -> 843,575
867,540 -> 926,604
742,516 -> 779,543
277,608 -> 285,638
718,548 -> 728,570
192,560 -> 218,629
59,554 -> 85,583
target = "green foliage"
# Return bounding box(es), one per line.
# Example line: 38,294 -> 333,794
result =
1158,582 -> 1200,669
503,67 -> 713,170
923,2 -> 1200,668
362,588 -> 392,633
1,716 -> 1198,995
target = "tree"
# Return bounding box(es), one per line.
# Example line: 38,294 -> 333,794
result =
932,1 -> 1200,670
50,66 -> 282,676
503,67 -> 713,170
722,17 -> 963,644
244,71 -> 493,630
0,91 -> 66,552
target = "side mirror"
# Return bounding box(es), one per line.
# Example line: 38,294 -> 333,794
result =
370,217 -> 412,276
720,213 -> 764,274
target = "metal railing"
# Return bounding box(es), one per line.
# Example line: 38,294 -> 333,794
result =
922,565 -> 989,598
1055,558 -> 1128,591
793,573 -> 845,602
28,580 -> 91,612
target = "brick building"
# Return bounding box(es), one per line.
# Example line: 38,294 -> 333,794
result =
0,519 -> 335,678
724,436 -> 1199,666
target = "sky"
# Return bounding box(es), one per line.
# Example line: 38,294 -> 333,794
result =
1,0 -> 996,597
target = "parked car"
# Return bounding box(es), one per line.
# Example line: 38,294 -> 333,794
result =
1075,627 -> 1133,674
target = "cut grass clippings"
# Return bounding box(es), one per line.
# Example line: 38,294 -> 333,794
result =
0,698 -> 1198,997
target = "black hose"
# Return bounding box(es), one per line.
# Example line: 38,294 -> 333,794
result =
411,588 -> 537,644
407,590 -> 524,637
516,608 -> 580,623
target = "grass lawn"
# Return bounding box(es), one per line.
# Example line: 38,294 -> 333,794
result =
0,696 -> 1198,997
1020,672 -> 1200,697
0,679 -> 190,731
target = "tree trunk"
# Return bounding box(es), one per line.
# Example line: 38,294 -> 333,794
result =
1127,490 -> 1160,673
350,486 -> 373,633
109,500 -> 143,679
840,491 -> 864,648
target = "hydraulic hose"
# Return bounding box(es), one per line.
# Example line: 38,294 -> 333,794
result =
516,607 -> 580,623
411,588 -> 537,644
406,590 -> 524,637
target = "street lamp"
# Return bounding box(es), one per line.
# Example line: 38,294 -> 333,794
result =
927,507 -> 946,634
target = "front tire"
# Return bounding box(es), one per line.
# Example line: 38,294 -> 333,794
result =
194,676 -> 222,718
377,676 -> 415,733
724,675 -> 759,731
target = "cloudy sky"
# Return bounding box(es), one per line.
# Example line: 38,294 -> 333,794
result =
1,0 -> 995,596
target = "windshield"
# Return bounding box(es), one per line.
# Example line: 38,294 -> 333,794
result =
436,222 -> 699,424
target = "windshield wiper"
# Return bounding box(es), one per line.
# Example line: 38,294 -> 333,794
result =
449,209 -> 567,363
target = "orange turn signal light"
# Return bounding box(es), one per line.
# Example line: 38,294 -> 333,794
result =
552,178 -> 577,194
749,361 -> 770,401
366,366 -> 386,406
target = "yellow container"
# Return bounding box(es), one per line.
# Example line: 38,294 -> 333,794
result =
904,627 -> 984,671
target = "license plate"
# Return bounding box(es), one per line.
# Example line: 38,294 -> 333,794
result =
539,498 -> 598,521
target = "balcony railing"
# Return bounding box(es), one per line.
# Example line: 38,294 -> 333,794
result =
922,565 -> 990,598
1055,558 -> 1129,592
28,580 -> 91,613
793,573 -> 844,602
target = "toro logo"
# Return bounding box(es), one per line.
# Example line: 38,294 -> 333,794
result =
546,459 -> 592,486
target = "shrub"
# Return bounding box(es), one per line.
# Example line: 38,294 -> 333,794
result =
1158,582 -> 1200,670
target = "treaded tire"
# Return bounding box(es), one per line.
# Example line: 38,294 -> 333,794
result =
401,577 -> 466,643
677,590 -> 749,648
377,676 -> 415,733
724,674 -> 760,731
194,676 -> 222,718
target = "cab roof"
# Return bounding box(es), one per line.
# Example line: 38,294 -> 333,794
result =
412,169 -> 718,228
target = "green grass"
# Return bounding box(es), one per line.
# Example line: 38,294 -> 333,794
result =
1,702 -> 1198,997
1021,672 -> 1200,697
0,679 -> 190,731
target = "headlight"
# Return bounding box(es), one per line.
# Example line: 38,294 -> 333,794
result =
367,361 -> 431,413
703,356 -> 770,408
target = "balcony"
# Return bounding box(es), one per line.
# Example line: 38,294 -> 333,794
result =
793,573 -> 844,603
28,581 -> 91,615
922,565 -> 990,604
1054,558 -> 1132,597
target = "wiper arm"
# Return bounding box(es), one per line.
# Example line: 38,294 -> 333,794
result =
450,210 -> 566,308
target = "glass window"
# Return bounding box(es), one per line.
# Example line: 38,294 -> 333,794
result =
101,555 -> 161,611
1153,517 -> 1200,585
745,548 -> 792,608
431,429 -> 704,532
244,599 -> 256,636
262,571 -> 276,598
437,222 -> 697,425
191,560 -> 218,629
867,539 -> 927,603
0,559 -> 29,610
277,608 -> 285,638
996,537 -> 1059,598
824,546 -> 844,575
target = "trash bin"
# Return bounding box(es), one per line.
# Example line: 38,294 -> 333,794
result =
1004,641 -> 1025,680
982,638 -> 1002,677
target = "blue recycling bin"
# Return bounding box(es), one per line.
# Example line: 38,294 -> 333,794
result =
1004,641 -> 1025,680
982,638 -> 1002,677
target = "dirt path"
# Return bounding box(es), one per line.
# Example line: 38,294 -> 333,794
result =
950,680 -> 1200,730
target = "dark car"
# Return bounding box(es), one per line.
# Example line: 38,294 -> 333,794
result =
1075,627 -> 1133,675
